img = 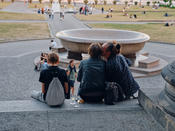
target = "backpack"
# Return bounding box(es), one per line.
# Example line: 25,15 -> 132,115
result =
104,82 -> 125,105
46,72 -> 65,106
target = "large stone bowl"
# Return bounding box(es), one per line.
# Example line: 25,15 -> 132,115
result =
56,28 -> 150,60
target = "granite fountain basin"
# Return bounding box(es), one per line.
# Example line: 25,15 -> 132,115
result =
56,28 -> 150,60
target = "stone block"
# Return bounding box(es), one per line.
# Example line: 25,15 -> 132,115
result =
0,111 -> 48,131
139,56 -> 160,68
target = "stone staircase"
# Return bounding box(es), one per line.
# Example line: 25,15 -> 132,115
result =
0,98 -> 164,131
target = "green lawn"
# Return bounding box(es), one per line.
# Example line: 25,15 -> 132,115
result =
89,23 -> 175,44
76,11 -> 175,22
0,11 -> 45,20
0,23 -> 50,42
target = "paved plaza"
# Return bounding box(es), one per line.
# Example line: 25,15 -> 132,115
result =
0,2 -> 175,101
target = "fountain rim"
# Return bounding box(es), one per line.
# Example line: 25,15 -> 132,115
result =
56,28 -> 150,44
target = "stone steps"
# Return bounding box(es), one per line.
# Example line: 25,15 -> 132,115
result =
0,99 -> 164,131
130,57 -> 168,76
139,56 -> 160,68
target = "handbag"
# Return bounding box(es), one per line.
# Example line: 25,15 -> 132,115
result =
104,82 -> 125,105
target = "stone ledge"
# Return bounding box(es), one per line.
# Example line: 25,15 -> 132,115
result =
138,88 -> 175,131
0,99 -> 164,131
0,99 -> 141,113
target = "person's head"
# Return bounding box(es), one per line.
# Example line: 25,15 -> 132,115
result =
69,59 -> 74,67
102,41 -> 120,59
51,40 -> 54,42
47,53 -> 59,66
88,43 -> 103,59
116,44 -> 121,54
41,52 -> 44,57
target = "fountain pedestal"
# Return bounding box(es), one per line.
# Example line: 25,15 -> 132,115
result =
68,51 -> 82,60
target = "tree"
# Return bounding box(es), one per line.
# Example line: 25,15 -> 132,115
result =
104,0 -> 107,5
67,0 -> 71,4
113,0 -> 117,5
59,0 -> 62,4
50,0 -> 53,4
94,0 -> 98,5
146,1 -> 150,6
163,0 -> 168,2
169,0 -> 172,6
134,1 -> 138,5
84,0 -> 88,4
1,0 -> 4,3
152,1 -> 156,6
28,0 -> 32,4
125,1 -> 128,6
39,0 -> 42,4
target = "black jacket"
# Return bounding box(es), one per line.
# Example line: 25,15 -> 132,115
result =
106,54 -> 140,97
77,58 -> 106,95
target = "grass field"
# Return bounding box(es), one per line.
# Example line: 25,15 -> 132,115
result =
0,23 -> 50,42
0,2 -> 11,9
76,11 -> 175,22
89,23 -> 175,44
94,5 -> 175,12
0,11 -> 45,20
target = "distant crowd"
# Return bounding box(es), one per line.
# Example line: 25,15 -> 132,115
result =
37,8 -> 64,20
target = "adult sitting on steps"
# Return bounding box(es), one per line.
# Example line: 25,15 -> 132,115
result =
102,42 -> 140,99
77,43 -> 106,103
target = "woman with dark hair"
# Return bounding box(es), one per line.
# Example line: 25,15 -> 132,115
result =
115,43 -> 132,67
102,42 -> 139,99
77,43 -> 106,102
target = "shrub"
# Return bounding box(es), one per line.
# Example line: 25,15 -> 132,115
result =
1,0 -> 4,2
113,0 -> 117,5
11,0 -> 14,3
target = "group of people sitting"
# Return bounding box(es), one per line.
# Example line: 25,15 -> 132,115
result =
31,41 -> 140,105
